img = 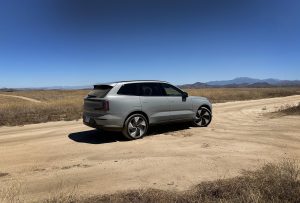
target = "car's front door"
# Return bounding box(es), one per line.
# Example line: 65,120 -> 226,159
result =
139,83 -> 171,124
161,83 -> 194,121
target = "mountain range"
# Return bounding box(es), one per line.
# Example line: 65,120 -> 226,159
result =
1,77 -> 300,91
179,77 -> 300,88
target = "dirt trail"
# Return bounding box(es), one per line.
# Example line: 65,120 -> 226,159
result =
0,95 -> 300,201
0,94 -> 42,103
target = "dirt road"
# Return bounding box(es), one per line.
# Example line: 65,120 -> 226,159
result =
0,94 -> 42,103
0,95 -> 300,201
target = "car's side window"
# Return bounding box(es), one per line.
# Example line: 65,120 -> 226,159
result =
161,83 -> 183,96
139,83 -> 164,96
117,83 -> 139,96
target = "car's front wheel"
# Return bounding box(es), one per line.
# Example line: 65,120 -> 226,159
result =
193,106 -> 212,127
122,114 -> 148,140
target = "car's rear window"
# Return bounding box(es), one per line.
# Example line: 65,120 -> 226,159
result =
88,85 -> 113,98
117,83 -> 139,96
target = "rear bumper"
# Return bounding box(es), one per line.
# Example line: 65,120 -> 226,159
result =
82,113 -> 123,131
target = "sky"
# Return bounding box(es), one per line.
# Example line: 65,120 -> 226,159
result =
0,0 -> 300,88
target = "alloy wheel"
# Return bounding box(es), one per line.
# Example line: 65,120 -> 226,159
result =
127,116 -> 147,138
194,107 -> 211,127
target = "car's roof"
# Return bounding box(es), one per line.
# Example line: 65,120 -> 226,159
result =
94,80 -> 169,86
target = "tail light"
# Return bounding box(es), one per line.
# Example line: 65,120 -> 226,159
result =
103,100 -> 109,111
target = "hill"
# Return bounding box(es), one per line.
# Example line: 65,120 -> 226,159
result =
180,77 -> 300,88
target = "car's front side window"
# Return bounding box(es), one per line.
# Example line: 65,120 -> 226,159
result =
161,83 -> 183,96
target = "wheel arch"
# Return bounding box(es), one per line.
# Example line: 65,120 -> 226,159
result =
199,104 -> 212,112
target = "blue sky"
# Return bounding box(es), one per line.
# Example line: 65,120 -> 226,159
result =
0,0 -> 300,88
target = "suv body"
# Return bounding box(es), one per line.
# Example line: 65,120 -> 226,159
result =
83,80 -> 212,139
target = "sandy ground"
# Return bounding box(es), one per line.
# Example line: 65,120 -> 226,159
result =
0,94 -> 42,103
0,95 -> 300,201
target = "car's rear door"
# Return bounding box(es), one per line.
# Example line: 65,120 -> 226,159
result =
139,82 -> 171,124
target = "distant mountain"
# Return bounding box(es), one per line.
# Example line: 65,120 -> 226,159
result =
0,85 -> 92,91
0,88 -> 19,92
206,77 -> 261,86
263,78 -> 282,85
39,85 -> 92,90
2,78 -> 300,90
180,82 -> 212,89
180,77 -> 300,88
246,82 -> 274,88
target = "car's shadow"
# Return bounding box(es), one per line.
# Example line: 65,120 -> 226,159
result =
68,123 -> 191,144
68,130 -> 125,144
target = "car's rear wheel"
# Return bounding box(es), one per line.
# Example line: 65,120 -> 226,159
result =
193,106 -> 212,127
122,114 -> 148,140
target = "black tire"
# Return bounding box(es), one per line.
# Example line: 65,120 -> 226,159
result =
122,114 -> 148,140
193,106 -> 212,127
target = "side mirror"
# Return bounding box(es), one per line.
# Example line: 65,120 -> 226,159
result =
182,92 -> 188,98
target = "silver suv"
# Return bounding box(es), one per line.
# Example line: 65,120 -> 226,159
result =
83,80 -> 212,140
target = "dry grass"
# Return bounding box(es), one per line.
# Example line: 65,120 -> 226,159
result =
39,159 -> 300,203
42,180 -> 78,203
0,178 -> 77,203
0,88 -> 299,126
185,87 -> 300,103
4,90 -> 88,102
0,90 -> 88,126
0,179 -> 23,203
